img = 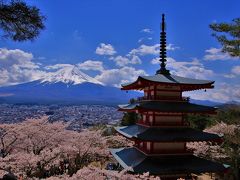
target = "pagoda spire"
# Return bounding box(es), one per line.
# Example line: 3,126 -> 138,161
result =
156,14 -> 170,75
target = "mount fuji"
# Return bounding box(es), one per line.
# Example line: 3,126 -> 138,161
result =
40,65 -> 103,85
0,66 -> 139,105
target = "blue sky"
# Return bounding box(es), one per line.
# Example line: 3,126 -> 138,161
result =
0,0 -> 239,102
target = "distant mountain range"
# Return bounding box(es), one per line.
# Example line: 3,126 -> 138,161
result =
0,65 -> 228,106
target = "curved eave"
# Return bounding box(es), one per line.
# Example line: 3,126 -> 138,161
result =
115,125 -> 223,143
110,147 -> 227,175
115,126 -> 133,139
109,148 -> 135,172
121,76 -> 214,91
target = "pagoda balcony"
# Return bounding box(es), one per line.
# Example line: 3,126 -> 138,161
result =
137,96 -> 190,102
137,120 -> 190,127
134,145 -> 193,155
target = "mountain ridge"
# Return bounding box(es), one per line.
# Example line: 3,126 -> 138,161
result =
0,81 -> 139,105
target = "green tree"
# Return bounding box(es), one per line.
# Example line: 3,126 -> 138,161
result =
210,18 -> 240,57
121,112 -> 138,126
214,104 -> 240,125
120,98 -> 139,126
185,114 -> 214,130
0,0 -> 45,41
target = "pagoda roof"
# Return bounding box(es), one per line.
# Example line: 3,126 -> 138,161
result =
119,101 -> 216,114
115,125 -> 222,142
121,74 -> 214,91
110,147 -> 226,175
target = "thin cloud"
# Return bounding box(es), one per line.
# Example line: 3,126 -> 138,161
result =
95,66 -> 147,87
141,28 -> 153,34
129,43 -> 179,56
151,57 -> 214,80
138,37 -> 153,43
204,47 -> 238,60
95,43 -> 116,56
110,55 -> 141,67
77,60 -> 104,72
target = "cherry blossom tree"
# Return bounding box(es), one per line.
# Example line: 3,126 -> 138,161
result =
0,117 -> 133,179
46,166 -> 161,180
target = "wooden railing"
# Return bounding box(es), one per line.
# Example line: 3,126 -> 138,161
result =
137,96 -> 190,102
135,145 -> 193,155
137,120 -> 190,127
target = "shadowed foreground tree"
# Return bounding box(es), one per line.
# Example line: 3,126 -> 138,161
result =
0,0 -> 45,41
210,18 -> 240,57
223,130 -> 240,180
188,123 -> 240,180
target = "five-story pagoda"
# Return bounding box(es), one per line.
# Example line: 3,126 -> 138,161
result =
110,14 -> 226,178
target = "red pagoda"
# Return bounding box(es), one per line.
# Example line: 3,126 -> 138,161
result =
110,14 -> 226,178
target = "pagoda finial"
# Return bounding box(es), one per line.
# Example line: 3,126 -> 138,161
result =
156,14 -> 170,75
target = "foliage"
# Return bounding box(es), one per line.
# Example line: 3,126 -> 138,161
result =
186,104 -> 240,130
188,123 -> 240,180
222,129 -> 240,180
0,0 -> 45,41
120,98 -> 139,126
101,126 -> 117,136
207,123 -> 240,180
121,112 -> 138,126
187,105 -> 240,179
213,104 -> 240,125
185,114 -> 215,130
210,18 -> 240,57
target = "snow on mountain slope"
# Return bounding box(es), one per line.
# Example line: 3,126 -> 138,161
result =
40,65 -> 103,85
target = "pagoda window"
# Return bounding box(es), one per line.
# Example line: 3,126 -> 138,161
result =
150,91 -> 154,96
147,142 -> 151,151
149,115 -> 153,125
142,115 -> 146,123
143,115 -> 146,121
144,91 -> 148,97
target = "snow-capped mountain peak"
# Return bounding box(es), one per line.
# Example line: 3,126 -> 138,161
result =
40,65 -> 103,85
